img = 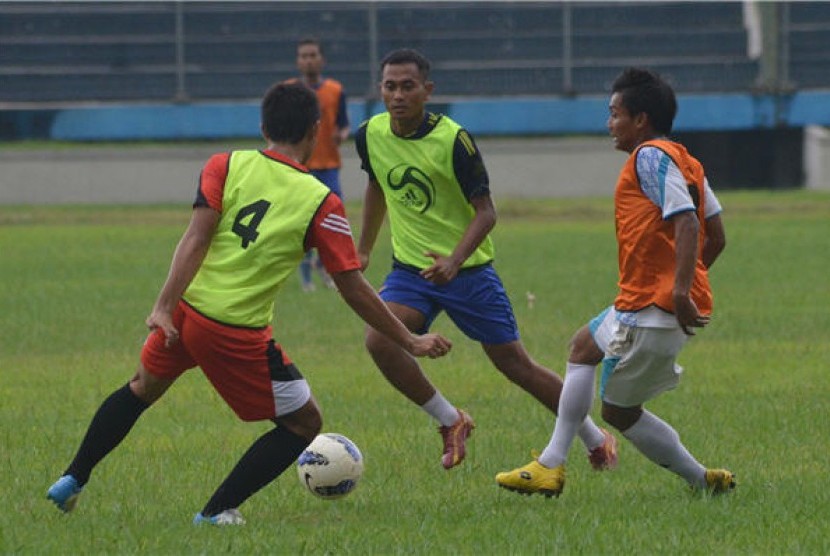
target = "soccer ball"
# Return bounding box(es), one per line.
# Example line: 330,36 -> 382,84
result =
297,433 -> 364,499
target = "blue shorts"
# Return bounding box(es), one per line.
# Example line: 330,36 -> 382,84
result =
379,263 -> 519,344
310,168 -> 342,199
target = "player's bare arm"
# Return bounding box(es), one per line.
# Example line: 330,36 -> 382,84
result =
672,210 -> 708,335
332,268 -> 452,358
420,194 -> 497,285
701,213 -> 726,269
357,179 -> 388,270
146,206 -> 220,346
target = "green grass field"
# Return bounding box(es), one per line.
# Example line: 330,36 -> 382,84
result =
1,191 -> 829,554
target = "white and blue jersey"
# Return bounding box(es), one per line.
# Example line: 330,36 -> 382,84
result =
636,146 -> 722,221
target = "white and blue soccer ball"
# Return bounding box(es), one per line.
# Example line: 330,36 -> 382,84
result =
297,433 -> 364,499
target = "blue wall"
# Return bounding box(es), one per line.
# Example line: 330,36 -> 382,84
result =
3,91 -> 830,141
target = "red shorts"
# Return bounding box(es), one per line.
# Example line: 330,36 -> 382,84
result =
141,301 -> 310,421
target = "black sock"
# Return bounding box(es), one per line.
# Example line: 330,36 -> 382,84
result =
64,382 -> 150,485
201,426 -> 310,517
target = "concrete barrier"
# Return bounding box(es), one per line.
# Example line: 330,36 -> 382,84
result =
0,136 -> 622,205
805,126 -> 830,191
3,130 -> 825,206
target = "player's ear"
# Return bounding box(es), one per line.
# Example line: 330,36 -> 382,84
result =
260,122 -> 269,142
303,120 -> 320,146
424,80 -> 435,97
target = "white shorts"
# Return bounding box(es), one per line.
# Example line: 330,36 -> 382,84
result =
590,306 -> 688,407
273,380 -> 312,417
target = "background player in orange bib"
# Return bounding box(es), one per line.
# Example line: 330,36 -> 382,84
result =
291,37 -> 350,292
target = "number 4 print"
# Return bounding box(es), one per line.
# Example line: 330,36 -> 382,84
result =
232,199 -> 271,248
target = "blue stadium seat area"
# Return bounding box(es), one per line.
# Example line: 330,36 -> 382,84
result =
0,1 -> 825,105
431,67 -> 564,98
375,2 -> 757,95
0,42 -> 176,67
378,4 -> 563,33
787,3 -> 830,90
573,2 -> 744,29
0,3 -> 175,37
569,2 -> 756,93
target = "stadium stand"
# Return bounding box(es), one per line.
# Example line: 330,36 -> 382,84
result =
1,1 -> 826,190
0,1 -> 782,105
787,2 -> 830,90
1,1 -> 828,104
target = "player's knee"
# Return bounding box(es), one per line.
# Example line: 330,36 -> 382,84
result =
568,327 -> 603,365
285,422 -> 320,444
129,369 -> 171,404
502,362 -> 546,388
279,401 -> 323,442
304,411 -> 323,440
485,341 -> 532,378
601,402 -> 642,432
304,400 -> 323,439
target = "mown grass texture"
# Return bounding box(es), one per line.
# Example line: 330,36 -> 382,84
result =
1,191 -> 828,554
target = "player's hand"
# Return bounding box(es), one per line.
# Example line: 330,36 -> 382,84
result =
673,294 -> 710,336
420,251 -> 460,285
145,310 -> 180,348
358,252 -> 371,272
409,333 -> 453,359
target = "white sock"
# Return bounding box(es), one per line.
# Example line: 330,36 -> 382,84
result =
577,416 -> 607,451
622,410 -> 706,488
420,391 -> 460,427
538,363 -> 597,468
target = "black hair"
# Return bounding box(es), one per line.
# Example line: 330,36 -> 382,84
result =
380,48 -> 431,80
611,67 -> 677,135
297,36 -> 323,55
260,82 -> 320,143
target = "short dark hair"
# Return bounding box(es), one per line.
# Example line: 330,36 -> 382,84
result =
380,48 -> 431,80
260,82 -> 319,143
297,36 -> 323,55
611,67 -> 677,135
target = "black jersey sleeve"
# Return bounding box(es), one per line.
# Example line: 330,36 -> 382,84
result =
354,121 -> 377,182
453,129 -> 490,201
193,180 -> 210,208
